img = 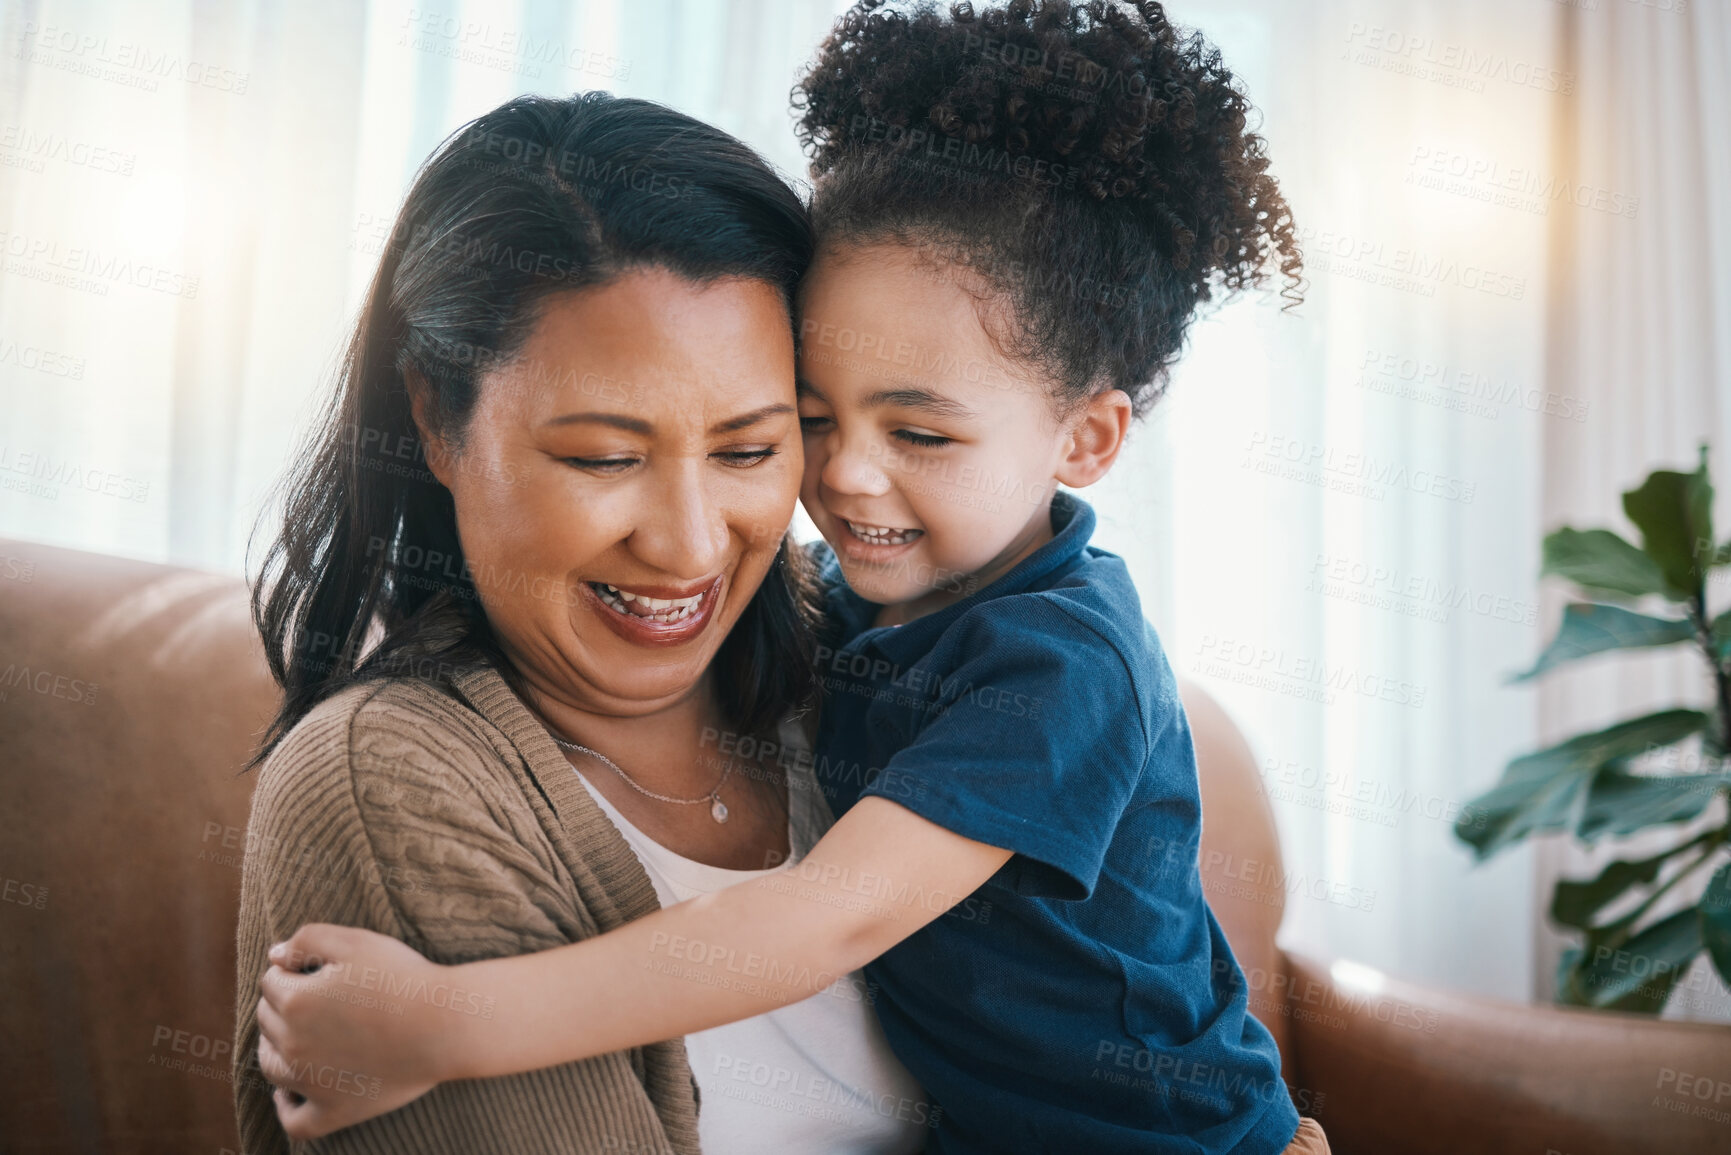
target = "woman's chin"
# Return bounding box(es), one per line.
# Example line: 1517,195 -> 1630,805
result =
565,662 -> 716,714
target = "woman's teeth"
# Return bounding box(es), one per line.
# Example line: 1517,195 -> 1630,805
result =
845,519 -> 922,546
593,583 -> 704,623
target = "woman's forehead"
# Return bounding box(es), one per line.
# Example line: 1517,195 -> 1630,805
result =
476,276 -> 796,428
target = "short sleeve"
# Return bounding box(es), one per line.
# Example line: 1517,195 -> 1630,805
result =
861,598 -> 1149,901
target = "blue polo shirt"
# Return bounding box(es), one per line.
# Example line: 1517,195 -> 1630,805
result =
808,492 -> 1300,1154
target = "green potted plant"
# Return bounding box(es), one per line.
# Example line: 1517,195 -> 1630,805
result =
1456,445 -> 1731,1012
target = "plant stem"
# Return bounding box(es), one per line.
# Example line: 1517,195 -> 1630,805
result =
1601,828 -> 1727,952
1688,587 -> 1731,752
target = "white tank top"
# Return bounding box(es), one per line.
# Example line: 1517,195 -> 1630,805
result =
571,721 -> 932,1154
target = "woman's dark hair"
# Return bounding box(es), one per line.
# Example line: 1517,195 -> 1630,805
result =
793,0 -> 1304,415
249,92 -> 818,768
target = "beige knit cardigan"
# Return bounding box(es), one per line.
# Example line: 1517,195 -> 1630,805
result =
232,664 -> 702,1155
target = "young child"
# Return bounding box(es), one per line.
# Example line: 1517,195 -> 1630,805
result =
259,3 -> 1319,1151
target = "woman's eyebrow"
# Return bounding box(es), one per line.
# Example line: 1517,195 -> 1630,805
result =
710,402 -> 796,434
540,404 -> 794,435
542,412 -> 652,434
863,386 -> 975,420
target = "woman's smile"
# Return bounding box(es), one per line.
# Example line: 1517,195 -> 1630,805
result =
583,575 -> 725,647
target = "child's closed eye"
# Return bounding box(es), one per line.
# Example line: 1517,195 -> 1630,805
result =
893,429 -> 952,449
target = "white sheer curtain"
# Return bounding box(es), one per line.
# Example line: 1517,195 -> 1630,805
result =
1536,0 -> 1731,1020
1099,0 -> 1556,1001
3,0 -> 1727,1012
0,0 -> 848,570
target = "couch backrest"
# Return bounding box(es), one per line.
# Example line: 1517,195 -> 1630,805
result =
0,539 -> 274,1152
1179,678 -> 1290,1063
0,538 -> 1289,1149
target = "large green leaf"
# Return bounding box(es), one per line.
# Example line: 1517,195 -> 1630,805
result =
1454,766 -> 1585,861
1702,861 -> 1731,986
1508,603 -> 1696,683
1555,944 -> 1588,1005
1456,709 -> 1710,859
1540,527 -> 1670,599
1621,447 -> 1714,600
1551,844 -> 1680,929
1565,906 -> 1703,1011
1577,766 -> 1728,840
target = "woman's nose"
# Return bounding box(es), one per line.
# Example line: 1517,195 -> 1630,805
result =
629,463 -> 729,579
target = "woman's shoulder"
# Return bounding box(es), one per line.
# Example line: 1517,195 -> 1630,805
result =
258,674 -> 515,806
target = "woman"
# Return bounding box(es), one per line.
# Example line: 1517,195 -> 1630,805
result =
235,92 -> 926,1154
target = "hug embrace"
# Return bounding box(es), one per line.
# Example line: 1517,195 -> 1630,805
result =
235,2 -> 1321,1152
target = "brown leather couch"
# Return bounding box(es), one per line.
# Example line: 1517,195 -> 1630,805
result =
2,537 -> 1727,1154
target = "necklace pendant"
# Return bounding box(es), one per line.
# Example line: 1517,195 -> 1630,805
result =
711,796 -> 729,823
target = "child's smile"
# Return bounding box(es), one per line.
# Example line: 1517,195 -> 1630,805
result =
839,517 -> 925,551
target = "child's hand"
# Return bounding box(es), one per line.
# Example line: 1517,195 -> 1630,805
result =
256,923 -> 458,1139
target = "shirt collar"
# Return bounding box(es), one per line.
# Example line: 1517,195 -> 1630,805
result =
823,490 -> 1097,660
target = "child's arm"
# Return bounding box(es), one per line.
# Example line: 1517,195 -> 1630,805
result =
257,795 -> 1011,1139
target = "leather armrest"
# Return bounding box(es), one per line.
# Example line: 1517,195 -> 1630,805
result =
1280,950 -> 1731,1155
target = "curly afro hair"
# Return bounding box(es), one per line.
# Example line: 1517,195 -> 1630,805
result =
793,0 -> 1303,415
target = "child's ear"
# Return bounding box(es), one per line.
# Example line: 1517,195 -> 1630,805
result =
1054,389 -> 1132,489
404,369 -> 458,490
